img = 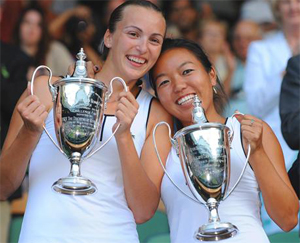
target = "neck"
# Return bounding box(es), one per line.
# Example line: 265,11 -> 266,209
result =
283,24 -> 300,50
95,63 -> 140,100
21,44 -> 37,57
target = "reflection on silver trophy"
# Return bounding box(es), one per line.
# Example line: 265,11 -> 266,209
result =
153,96 -> 250,241
30,48 -> 127,195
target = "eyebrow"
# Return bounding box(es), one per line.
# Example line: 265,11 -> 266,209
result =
154,73 -> 166,82
179,61 -> 193,68
124,26 -> 164,38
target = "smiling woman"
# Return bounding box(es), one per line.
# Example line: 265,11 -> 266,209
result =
149,38 -> 299,243
0,1 -> 173,243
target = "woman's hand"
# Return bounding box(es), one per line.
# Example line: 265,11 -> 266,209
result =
113,90 -> 139,138
234,113 -> 264,154
17,84 -> 48,136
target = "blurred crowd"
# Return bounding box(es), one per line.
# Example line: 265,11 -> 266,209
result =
0,0 -> 299,242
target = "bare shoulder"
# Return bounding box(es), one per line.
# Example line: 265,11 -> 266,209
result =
149,98 -> 172,124
146,98 -> 173,138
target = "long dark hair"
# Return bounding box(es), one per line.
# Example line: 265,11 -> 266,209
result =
99,0 -> 165,60
12,3 -> 50,66
149,38 -> 228,115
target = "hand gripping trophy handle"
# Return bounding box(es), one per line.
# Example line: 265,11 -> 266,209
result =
153,96 -> 252,241
30,65 -> 66,156
30,62 -> 128,161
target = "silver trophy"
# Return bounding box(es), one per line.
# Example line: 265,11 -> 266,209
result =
153,96 -> 250,241
30,48 -> 127,195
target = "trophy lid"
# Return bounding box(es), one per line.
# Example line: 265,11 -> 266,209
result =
53,48 -> 107,90
192,96 -> 207,124
174,95 -> 229,139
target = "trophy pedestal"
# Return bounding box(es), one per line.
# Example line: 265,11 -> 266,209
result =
52,176 -> 97,195
195,222 -> 238,241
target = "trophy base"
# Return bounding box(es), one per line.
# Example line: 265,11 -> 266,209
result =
195,222 -> 238,241
52,176 -> 97,195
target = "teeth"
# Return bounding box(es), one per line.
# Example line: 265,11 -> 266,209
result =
177,94 -> 195,105
127,56 -> 146,64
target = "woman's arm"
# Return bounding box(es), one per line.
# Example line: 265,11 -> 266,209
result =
48,5 -> 91,40
114,93 -> 172,224
0,76 -> 55,200
236,114 -> 299,231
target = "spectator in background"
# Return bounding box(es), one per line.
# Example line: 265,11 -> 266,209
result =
223,20 -> 262,117
244,0 -> 300,235
12,3 -> 73,77
61,11 -> 102,67
162,0 -> 200,41
198,19 -> 235,91
280,54 -> 300,199
48,4 -> 92,40
240,0 -> 278,37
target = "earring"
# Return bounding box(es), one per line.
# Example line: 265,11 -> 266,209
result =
213,86 -> 217,94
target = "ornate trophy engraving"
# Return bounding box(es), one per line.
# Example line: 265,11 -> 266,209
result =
30,49 -> 127,195
153,96 -> 250,241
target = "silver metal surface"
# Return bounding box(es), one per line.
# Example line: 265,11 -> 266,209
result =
30,48 -> 128,196
174,123 -> 230,204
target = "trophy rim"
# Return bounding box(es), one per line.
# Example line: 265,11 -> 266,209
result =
54,77 -> 108,91
174,123 -> 229,140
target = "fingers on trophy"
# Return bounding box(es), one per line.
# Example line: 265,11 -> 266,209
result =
30,48 -> 127,195
153,96 -> 251,241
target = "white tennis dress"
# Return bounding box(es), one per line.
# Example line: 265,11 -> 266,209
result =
19,89 -> 153,243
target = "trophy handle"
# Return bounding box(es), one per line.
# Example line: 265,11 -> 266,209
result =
153,122 -> 200,203
223,112 -> 251,200
84,77 -> 128,160
105,76 -> 128,101
30,65 -> 66,156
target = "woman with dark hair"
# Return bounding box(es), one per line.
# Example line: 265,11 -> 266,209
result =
12,3 -> 73,77
150,38 -> 299,242
12,4 -> 50,67
0,1 -> 171,242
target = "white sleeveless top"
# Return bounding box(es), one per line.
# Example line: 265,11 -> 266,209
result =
161,117 -> 270,243
19,89 -> 153,243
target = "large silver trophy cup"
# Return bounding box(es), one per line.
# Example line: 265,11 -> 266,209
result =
30,49 -> 127,195
153,96 -> 250,241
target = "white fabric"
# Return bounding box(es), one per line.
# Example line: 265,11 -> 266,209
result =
161,117 -> 269,243
244,31 -> 297,171
19,89 -> 153,243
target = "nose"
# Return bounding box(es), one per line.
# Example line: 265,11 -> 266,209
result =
173,76 -> 186,93
136,38 -> 148,54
